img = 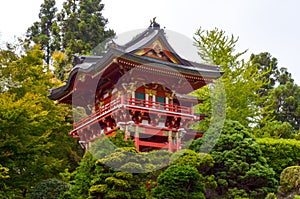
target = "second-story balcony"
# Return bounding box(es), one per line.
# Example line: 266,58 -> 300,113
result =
73,93 -> 201,131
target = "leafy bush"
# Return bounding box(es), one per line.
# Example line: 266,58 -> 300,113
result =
265,193 -> 278,199
225,188 -> 248,199
30,178 -> 69,199
190,120 -> 277,198
153,164 -> 205,199
278,166 -> 300,194
170,149 -> 214,174
257,138 -> 300,179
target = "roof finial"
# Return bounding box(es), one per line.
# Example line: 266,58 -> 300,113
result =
150,17 -> 160,28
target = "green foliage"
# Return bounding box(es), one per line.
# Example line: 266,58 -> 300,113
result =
170,149 -> 214,174
153,164 -> 206,199
265,193 -> 278,199
30,178 -> 69,199
256,138 -> 300,179
52,51 -> 73,80
0,45 -> 83,198
89,131 -> 135,160
254,120 -> 294,138
250,52 -> 300,131
67,149 -> 150,199
225,188 -> 249,199
194,27 -> 269,128
27,0 -> 60,65
58,0 -> 115,55
191,120 -> 277,198
278,166 -> 300,196
96,147 -> 171,173
27,0 -> 115,79
264,81 -> 300,131
250,52 -> 279,97
0,164 -> 10,198
194,27 -> 246,70
67,152 -> 96,199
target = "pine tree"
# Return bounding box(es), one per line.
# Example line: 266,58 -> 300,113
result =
58,0 -> 115,55
250,52 -> 280,97
27,0 -> 61,66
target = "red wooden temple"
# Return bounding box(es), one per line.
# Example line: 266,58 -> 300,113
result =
49,22 -> 221,152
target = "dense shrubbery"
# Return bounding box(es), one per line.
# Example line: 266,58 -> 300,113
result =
58,120 -> 282,199
256,138 -> 300,179
190,120 -> 277,198
153,165 -> 206,199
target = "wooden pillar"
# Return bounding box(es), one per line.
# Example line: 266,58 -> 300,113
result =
165,97 -> 169,110
124,124 -> 130,140
176,132 -> 181,151
134,126 -> 140,151
145,93 -> 149,107
131,91 -> 135,105
152,94 -> 156,108
168,130 -> 173,152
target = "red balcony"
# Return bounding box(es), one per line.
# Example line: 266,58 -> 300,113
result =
73,94 -> 198,131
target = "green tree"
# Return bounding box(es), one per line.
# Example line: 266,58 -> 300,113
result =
0,45 -> 20,93
153,164 -> 206,199
190,120 -> 277,198
58,0 -> 115,55
250,52 -> 280,97
193,27 -> 269,128
0,45 -> 83,198
265,81 -> 300,131
27,0 -> 61,65
254,120 -> 294,138
250,53 -> 300,131
170,150 -> 218,198
65,149 -> 149,199
65,152 -> 96,199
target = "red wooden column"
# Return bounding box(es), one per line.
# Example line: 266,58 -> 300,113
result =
134,126 -> 140,151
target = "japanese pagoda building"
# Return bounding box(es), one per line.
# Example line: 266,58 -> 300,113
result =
49,21 -> 222,152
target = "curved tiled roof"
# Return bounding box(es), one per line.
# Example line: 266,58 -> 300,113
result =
49,26 -> 222,101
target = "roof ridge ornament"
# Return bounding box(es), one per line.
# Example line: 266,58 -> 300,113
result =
149,17 -> 160,28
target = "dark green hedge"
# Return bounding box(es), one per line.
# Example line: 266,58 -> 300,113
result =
256,138 -> 300,179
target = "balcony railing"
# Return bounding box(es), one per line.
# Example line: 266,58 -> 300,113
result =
74,94 -> 195,128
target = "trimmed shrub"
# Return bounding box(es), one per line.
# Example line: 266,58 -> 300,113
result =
279,166 -> 300,194
257,138 -> 300,179
153,165 -> 205,199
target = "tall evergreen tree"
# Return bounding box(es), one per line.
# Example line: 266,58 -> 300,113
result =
250,52 -> 280,97
265,80 -> 300,131
250,53 -> 300,131
27,0 -> 61,66
58,0 -> 115,54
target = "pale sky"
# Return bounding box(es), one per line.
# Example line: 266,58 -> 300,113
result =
0,0 -> 299,84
